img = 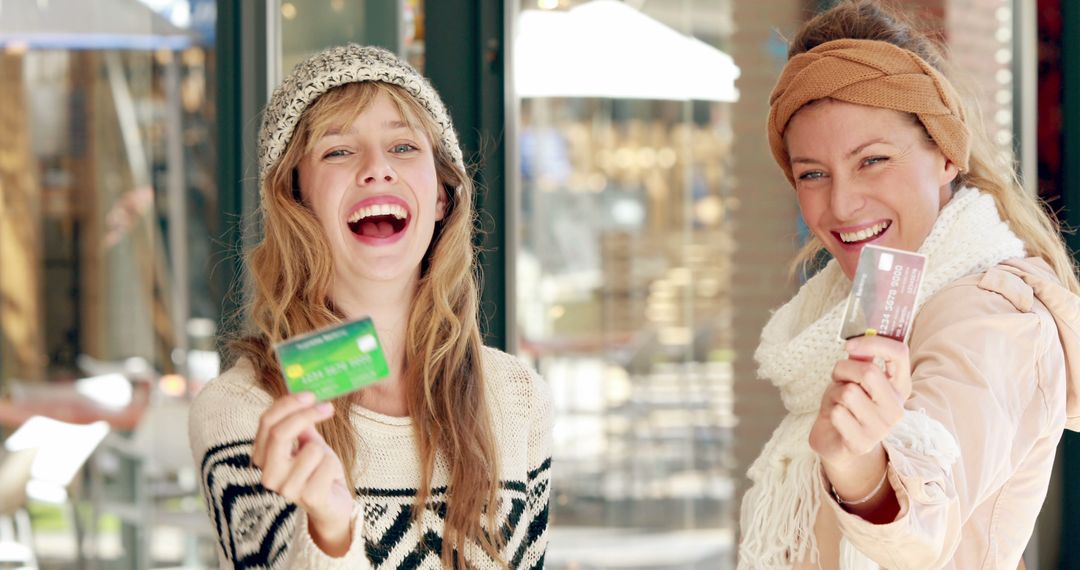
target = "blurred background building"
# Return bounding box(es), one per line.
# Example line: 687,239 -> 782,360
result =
0,0 -> 1076,568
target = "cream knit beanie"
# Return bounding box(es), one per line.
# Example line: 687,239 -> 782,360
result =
257,44 -> 464,184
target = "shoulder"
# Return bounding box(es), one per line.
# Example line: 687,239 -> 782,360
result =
920,261 -> 1044,321
480,346 -> 547,393
479,346 -> 553,419
188,358 -> 276,456
190,358 -> 275,418
912,259 -> 1053,353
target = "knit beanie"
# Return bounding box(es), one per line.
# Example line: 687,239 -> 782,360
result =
257,44 -> 464,186
768,39 -> 970,187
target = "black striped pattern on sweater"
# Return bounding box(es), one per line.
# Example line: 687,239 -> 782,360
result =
199,439 -> 551,569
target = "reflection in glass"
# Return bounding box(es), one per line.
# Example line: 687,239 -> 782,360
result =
279,0 -> 425,75
0,0 -> 219,567
514,1 -> 738,567
0,0 -> 218,386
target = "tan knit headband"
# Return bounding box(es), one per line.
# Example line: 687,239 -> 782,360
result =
767,38 -> 970,187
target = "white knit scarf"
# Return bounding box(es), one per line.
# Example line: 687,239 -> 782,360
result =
738,188 -> 1027,569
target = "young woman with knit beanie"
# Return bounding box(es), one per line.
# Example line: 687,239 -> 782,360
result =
188,45 -> 552,569
738,2 -> 1080,569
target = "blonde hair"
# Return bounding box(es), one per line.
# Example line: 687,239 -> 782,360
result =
786,0 -> 1080,294
230,81 -> 504,568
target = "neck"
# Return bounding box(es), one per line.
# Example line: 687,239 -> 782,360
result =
330,270 -> 418,394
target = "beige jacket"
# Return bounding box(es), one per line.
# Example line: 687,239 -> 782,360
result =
801,257 -> 1080,570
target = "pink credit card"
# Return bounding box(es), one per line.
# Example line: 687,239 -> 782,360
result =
838,245 -> 927,342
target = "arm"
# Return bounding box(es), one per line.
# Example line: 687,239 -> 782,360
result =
279,502 -> 368,569
189,376 -> 371,569
824,282 -> 1054,569
514,367 -> 554,568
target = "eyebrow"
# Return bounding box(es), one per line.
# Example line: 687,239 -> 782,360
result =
323,120 -> 413,137
790,137 -> 891,165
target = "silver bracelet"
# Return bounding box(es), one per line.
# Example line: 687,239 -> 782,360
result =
832,468 -> 889,506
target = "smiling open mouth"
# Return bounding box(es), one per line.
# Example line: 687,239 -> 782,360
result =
347,204 -> 409,239
836,221 -> 891,244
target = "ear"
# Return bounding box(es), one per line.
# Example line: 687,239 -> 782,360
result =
939,155 -> 960,188
435,186 -> 449,221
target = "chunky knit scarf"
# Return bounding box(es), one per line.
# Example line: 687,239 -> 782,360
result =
738,187 -> 1026,569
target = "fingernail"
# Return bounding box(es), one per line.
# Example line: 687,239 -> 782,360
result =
316,402 -> 334,414
296,392 -> 315,404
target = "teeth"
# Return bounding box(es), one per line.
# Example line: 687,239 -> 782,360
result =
839,222 -> 888,243
347,203 -> 408,224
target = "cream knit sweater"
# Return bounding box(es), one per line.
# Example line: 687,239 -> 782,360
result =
188,346 -> 553,569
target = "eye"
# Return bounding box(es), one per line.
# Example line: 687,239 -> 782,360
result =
390,143 -> 418,154
862,155 -> 889,167
797,170 -> 826,181
322,148 -> 351,159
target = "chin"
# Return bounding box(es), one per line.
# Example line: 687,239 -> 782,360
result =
352,256 -> 424,282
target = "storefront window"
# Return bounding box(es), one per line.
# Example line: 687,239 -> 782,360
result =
512,1 -> 745,566
0,0 -> 218,388
0,0 -> 218,566
277,0 -> 425,76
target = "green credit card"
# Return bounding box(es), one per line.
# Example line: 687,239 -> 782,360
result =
273,317 -> 390,401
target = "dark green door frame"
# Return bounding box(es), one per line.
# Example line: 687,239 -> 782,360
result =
214,0 -> 270,338
426,0 -> 510,350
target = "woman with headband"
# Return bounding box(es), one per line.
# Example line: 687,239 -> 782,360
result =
739,2 -> 1080,569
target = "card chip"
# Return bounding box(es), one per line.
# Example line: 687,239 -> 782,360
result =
357,334 -> 378,353
878,252 -> 894,272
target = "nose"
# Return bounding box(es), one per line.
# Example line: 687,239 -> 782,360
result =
357,152 -> 396,186
829,179 -> 867,221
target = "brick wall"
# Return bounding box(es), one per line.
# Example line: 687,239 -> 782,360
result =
729,0 -> 805,511
944,0 -> 1015,154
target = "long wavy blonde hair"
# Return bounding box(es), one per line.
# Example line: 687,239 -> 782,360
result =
230,81 -> 503,567
786,0 -> 1080,294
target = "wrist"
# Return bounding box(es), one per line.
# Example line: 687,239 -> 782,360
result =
308,512 -> 351,557
832,466 -> 888,505
821,443 -> 885,474
822,445 -> 889,504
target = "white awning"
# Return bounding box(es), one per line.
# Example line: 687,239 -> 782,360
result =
515,0 -> 740,102
0,0 -> 192,50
